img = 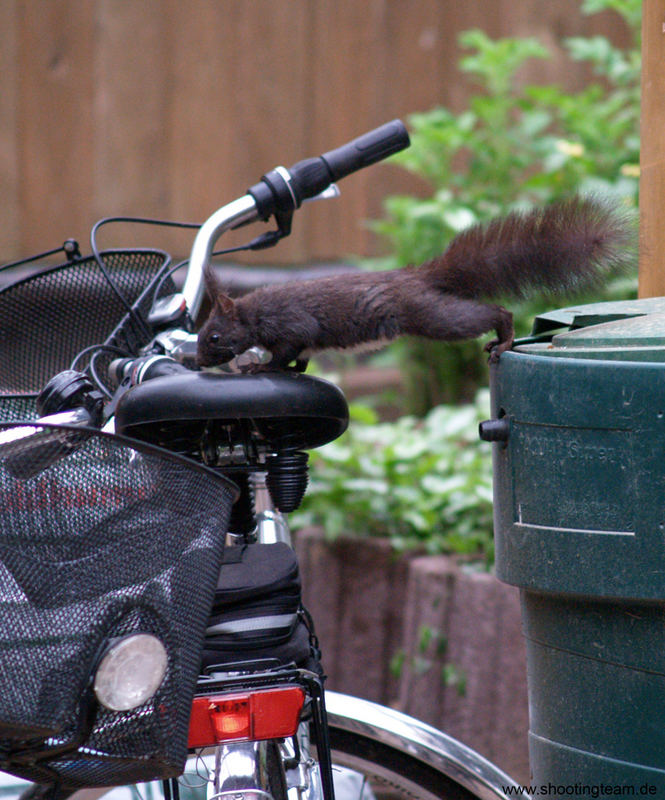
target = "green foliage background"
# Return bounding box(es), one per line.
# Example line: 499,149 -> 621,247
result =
372,0 -> 640,412
295,0 -> 642,559
293,393 -> 495,559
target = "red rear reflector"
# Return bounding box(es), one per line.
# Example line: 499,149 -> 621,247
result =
188,686 -> 305,748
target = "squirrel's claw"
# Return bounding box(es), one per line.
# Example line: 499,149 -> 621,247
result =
485,336 -> 514,364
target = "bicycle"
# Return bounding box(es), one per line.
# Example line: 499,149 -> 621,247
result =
0,121 -> 522,800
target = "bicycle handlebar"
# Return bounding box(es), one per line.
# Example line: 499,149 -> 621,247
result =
182,119 -> 409,321
0,120 -> 410,473
182,195 -> 259,322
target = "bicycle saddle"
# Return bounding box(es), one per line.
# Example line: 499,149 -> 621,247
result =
114,370 -> 349,455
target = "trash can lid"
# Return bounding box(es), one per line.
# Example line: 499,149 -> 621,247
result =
515,297 -> 665,361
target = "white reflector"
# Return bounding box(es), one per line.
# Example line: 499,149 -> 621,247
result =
94,633 -> 168,711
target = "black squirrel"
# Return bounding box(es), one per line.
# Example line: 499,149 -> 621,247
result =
196,195 -> 635,371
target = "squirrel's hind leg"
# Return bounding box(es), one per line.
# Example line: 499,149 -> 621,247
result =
483,306 -> 514,363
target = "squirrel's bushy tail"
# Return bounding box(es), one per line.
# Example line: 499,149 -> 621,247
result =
420,195 -> 636,300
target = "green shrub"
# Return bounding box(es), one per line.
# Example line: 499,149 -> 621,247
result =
375,2 -> 640,260
292,392 -> 495,561
367,0 -> 640,412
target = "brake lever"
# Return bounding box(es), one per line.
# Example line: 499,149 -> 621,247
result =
197,347 -> 273,375
247,182 -> 341,251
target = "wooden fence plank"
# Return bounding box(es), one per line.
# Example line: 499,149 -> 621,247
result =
638,0 -> 665,297
210,1 -> 310,262
164,1 -> 237,226
91,0 -> 172,252
16,0 -> 96,254
0,1 -> 19,260
305,0 -> 399,261
164,0 -> 310,262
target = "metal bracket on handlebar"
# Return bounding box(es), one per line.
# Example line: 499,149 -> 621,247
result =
303,184 -> 341,204
36,371 -> 105,428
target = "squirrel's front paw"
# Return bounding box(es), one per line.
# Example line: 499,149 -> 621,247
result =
239,362 -> 274,374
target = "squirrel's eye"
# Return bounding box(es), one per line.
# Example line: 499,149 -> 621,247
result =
208,333 -> 221,345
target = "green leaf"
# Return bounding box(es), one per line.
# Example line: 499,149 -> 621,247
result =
389,650 -> 406,679
349,403 -> 379,425
442,664 -> 468,696
442,207 -> 477,232
418,625 -> 434,654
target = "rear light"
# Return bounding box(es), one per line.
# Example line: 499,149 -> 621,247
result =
188,686 -> 305,748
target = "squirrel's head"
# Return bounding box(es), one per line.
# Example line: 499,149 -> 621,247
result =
196,266 -> 254,366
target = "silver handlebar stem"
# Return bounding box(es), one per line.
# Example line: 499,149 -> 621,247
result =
182,195 -> 259,321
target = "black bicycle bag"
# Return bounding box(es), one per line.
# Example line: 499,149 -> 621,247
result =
201,542 -> 321,674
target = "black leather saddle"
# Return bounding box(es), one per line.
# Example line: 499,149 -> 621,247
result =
114,370 -> 349,456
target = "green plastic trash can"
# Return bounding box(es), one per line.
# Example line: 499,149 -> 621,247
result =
481,297 -> 665,794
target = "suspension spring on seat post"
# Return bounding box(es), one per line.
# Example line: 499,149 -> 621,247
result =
265,450 -> 309,513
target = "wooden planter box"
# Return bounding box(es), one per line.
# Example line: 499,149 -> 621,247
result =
295,528 -> 530,783
295,528 -> 411,704
399,555 -> 529,783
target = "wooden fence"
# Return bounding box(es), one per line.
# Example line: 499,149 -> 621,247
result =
1,0 -> 630,264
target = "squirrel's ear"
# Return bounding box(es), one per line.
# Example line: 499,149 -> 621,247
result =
214,292 -> 236,316
203,263 -> 226,300
204,264 -> 236,316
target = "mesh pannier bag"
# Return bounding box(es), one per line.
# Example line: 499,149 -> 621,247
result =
0,423 -> 237,790
0,249 -> 171,421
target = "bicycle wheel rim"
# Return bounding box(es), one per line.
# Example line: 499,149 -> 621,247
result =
325,691 -> 522,800
329,729 -> 471,799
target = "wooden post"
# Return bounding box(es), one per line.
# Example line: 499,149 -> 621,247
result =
639,0 -> 665,297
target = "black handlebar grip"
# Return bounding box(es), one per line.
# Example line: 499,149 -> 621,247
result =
287,119 -> 410,205
249,119 -> 410,217
321,119 -> 410,182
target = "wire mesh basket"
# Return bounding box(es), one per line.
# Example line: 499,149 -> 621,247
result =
0,249 -> 172,421
0,423 -> 237,790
